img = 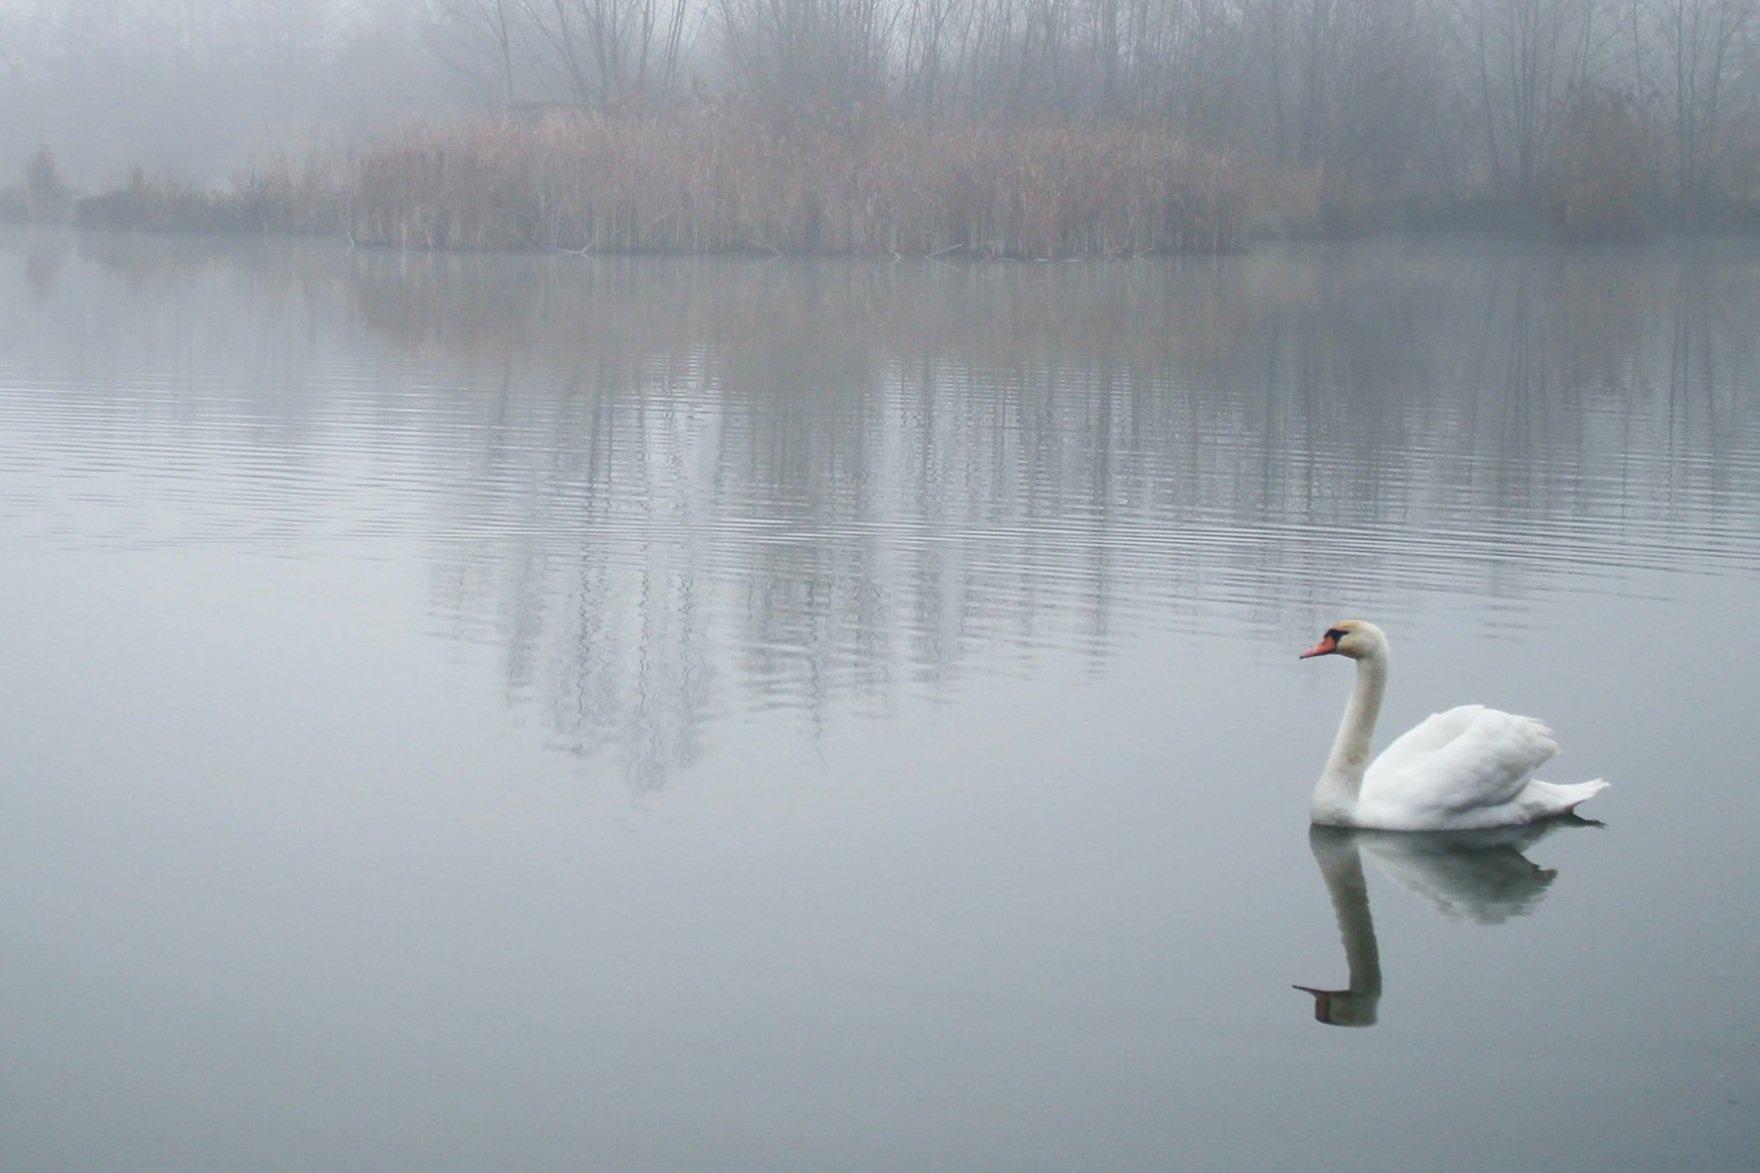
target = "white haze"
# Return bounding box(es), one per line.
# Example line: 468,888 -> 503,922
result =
2,0 -> 1757,217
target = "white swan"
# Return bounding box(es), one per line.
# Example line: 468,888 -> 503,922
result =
1299,620 -> 1607,830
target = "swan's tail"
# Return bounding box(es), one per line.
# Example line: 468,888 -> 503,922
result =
1532,778 -> 1609,817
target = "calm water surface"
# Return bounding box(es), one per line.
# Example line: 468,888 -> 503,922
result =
3,228 -> 1758,1170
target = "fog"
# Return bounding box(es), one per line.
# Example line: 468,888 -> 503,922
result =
2,0 -> 1758,229
0,1 -> 450,182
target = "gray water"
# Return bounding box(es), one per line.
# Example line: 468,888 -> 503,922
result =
3,227 -> 1758,1171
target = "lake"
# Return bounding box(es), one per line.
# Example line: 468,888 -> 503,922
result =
3,227 -> 1758,1171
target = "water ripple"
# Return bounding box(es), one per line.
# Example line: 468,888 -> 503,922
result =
5,232 -> 1760,783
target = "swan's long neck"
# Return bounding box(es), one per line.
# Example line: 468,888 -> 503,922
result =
1313,648 -> 1387,818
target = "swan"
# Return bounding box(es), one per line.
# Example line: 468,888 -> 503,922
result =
1299,620 -> 1607,830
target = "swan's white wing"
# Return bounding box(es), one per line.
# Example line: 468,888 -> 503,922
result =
1362,705 -> 1558,817
1369,706 -> 1498,776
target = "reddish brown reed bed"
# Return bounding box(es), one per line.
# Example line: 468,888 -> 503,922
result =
342,112 -> 1249,256
71,109 -> 1254,257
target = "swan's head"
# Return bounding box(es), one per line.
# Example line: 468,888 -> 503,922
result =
1293,983 -> 1380,1027
1299,619 -> 1387,661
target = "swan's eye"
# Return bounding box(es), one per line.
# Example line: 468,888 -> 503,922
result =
1325,627 -> 1348,643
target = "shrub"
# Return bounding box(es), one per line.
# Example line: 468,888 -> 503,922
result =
23,146 -> 75,222
1549,87 -> 1649,241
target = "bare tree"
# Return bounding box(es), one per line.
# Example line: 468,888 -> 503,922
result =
428,0 -> 525,106
1646,0 -> 1756,207
1457,0 -> 1615,205
898,0 -> 970,114
715,0 -> 895,110
427,0 -> 696,109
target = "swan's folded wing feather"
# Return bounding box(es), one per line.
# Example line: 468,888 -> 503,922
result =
1370,705 -> 1489,776
1363,705 -> 1559,814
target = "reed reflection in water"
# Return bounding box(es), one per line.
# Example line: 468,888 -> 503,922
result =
3,231 -> 1758,791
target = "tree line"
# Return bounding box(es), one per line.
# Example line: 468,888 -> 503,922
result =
3,0 -> 1757,234
429,0 -> 1760,224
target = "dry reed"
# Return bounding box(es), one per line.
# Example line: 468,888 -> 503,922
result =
71,108 -> 1255,256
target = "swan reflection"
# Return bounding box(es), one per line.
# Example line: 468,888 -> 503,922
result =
1297,821 -> 1592,1026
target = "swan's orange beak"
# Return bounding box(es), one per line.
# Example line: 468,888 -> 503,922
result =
1299,635 -> 1338,659
1293,984 -> 1334,1021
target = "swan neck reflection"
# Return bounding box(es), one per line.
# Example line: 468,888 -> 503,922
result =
1297,827 -> 1383,1027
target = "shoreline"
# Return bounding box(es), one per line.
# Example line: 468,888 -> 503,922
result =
7,109 -> 1753,257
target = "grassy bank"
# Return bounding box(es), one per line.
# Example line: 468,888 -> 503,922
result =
10,110 -> 1275,257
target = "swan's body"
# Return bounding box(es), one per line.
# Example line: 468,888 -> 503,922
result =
1300,620 -> 1607,831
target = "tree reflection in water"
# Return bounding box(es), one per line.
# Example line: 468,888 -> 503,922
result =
12,232 -> 1759,790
